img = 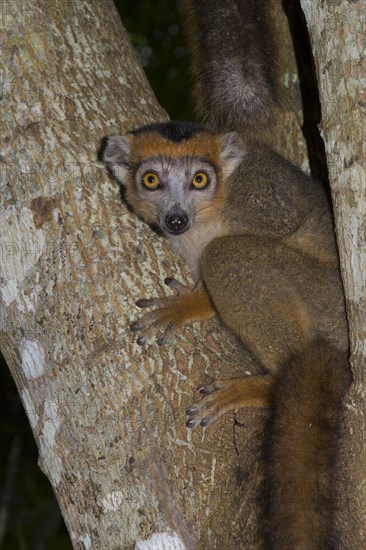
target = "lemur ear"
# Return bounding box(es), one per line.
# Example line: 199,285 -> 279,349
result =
220,132 -> 245,179
103,135 -> 131,184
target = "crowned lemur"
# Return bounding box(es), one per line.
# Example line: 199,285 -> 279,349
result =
103,1 -> 351,548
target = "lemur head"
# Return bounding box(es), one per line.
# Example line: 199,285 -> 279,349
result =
103,121 -> 244,236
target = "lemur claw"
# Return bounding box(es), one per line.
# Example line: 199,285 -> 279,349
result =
164,277 -> 188,294
136,334 -> 148,346
136,299 -> 153,308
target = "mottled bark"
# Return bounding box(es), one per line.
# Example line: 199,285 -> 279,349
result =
300,1 -> 366,548
0,1 -> 302,548
1,0 -> 333,548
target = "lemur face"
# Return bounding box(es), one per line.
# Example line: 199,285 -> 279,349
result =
131,155 -> 221,235
103,121 -> 244,236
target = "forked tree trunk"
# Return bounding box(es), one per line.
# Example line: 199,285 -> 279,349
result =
1,0 -> 363,548
300,2 -> 366,548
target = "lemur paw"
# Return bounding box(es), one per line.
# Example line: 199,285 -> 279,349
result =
186,381 -> 231,429
186,375 -> 272,429
130,278 -> 193,346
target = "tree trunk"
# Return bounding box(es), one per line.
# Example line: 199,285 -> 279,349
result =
2,0 -> 350,548
0,1 -> 303,548
300,1 -> 366,548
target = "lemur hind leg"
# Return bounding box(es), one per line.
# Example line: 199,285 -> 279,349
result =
130,279 -> 216,345
186,234 -> 343,429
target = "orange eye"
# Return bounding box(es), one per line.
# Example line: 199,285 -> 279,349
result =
192,172 -> 209,189
142,172 -> 160,190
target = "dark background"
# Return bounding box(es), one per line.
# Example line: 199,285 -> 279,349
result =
0,1 -> 189,547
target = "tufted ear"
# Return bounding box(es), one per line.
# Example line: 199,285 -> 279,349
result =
103,135 -> 132,184
220,132 -> 246,179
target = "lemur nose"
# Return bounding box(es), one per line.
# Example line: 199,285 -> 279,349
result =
165,211 -> 188,233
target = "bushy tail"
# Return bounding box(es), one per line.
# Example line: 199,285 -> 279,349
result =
267,341 -> 351,549
181,0 -> 278,132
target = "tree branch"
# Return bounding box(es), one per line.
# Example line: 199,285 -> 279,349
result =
300,1 -> 366,547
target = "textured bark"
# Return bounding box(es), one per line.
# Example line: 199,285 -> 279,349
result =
300,1 -> 366,548
0,1 -> 303,548
0,0 -> 323,548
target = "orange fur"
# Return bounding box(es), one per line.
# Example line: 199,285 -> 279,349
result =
128,132 -> 222,168
152,283 -> 215,327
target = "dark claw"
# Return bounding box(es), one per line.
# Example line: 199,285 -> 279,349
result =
157,334 -> 167,346
136,335 -> 148,346
157,321 -> 175,347
186,418 -> 196,429
136,299 -> 151,308
186,405 -> 198,415
200,418 -> 209,427
164,277 -> 185,292
199,385 -> 212,395
130,321 -> 142,332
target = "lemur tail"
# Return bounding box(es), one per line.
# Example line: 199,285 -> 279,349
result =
267,340 -> 351,549
181,0 -> 278,132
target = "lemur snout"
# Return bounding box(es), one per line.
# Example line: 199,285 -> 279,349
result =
164,209 -> 189,234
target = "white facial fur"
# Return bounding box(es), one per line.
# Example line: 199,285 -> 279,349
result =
134,157 -> 219,234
